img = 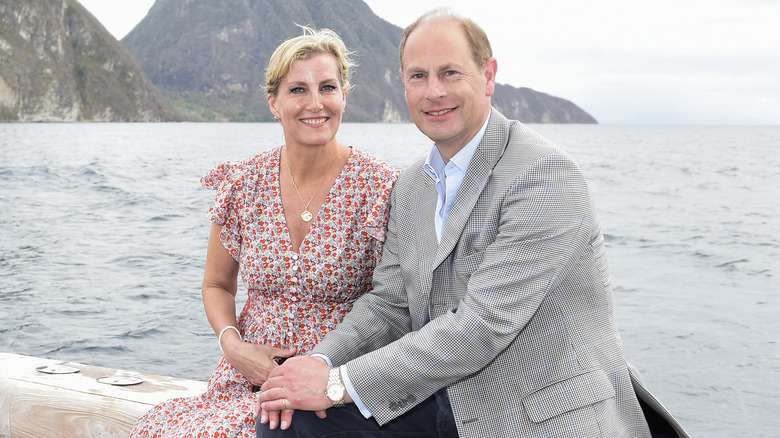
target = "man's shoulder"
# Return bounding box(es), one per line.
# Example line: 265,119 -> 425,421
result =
502,120 -> 569,163
394,158 -> 427,186
482,108 -> 560,155
482,112 -> 579,184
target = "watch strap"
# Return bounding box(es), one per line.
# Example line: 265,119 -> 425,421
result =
327,367 -> 346,408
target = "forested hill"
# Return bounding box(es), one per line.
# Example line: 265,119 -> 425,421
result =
122,0 -> 597,123
0,0 -> 179,122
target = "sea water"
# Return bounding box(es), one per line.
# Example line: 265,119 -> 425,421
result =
1,122 -> 778,437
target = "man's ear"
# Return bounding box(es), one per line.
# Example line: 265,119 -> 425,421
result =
484,57 -> 498,97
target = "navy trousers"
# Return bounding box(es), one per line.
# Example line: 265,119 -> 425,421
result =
256,389 -> 458,438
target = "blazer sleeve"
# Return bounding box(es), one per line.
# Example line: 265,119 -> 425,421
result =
311,183 -> 415,366
336,148 -> 598,424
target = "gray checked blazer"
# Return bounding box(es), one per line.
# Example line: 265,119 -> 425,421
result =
312,109 -> 688,437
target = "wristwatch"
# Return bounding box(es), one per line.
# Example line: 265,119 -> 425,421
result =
326,367 -> 346,408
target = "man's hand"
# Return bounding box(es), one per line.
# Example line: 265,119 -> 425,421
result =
253,355 -> 333,430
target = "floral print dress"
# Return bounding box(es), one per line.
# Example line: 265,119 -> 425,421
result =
129,146 -> 398,437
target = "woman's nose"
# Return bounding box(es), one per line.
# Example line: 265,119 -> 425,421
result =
308,93 -> 324,111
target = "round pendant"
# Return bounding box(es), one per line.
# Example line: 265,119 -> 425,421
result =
301,210 -> 313,222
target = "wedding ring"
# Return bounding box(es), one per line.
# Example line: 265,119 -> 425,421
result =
282,398 -> 287,411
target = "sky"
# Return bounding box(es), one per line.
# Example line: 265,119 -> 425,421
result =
78,0 -> 779,125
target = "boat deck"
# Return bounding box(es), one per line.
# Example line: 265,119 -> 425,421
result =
0,352 -> 207,437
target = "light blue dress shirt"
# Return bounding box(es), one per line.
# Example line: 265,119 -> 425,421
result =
423,119 -> 488,240
322,116 -> 490,418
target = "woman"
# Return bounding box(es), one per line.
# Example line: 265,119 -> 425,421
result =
129,27 -> 398,437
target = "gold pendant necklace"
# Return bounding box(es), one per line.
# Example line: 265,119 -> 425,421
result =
285,146 -> 341,222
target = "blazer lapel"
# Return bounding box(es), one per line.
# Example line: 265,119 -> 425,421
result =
406,167 -> 439,323
415,176 -> 441,272
435,110 -> 509,266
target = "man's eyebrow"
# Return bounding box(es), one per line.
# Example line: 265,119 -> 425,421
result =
437,63 -> 462,73
403,63 -> 459,74
402,66 -> 425,75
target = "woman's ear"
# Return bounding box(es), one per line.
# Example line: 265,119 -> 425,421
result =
267,93 -> 279,119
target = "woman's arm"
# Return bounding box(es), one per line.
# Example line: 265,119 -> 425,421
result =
202,222 -> 295,385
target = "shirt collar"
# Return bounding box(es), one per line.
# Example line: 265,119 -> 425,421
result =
424,113 -> 490,179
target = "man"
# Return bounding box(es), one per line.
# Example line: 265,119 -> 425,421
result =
256,8 -> 688,437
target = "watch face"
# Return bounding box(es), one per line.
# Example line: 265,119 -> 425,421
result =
327,383 -> 344,400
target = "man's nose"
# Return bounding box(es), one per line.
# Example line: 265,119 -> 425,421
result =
425,77 -> 445,100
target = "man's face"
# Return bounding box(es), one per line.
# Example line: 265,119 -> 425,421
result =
400,19 -> 496,157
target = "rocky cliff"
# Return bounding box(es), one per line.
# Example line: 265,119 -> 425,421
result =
122,0 -> 405,122
0,0 -> 179,122
123,0 -> 597,123
492,84 -> 597,123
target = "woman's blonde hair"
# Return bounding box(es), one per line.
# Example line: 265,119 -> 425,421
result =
265,25 -> 356,97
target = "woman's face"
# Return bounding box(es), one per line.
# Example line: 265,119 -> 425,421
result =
268,52 -> 347,149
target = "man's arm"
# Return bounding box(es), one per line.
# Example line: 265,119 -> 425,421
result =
256,184 -> 414,428
341,151 -> 597,424
258,146 -> 598,425
309,184 -> 415,365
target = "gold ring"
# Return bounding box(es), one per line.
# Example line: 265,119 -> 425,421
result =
282,398 -> 287,411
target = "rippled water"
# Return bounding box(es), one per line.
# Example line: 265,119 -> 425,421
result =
1,122 -> 778,437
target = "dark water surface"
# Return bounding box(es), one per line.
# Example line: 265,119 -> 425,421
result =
1,123 -> 778,437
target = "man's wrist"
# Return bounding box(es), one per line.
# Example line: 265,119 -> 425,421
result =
309,353 -> 332,366
325,367 -> 346,407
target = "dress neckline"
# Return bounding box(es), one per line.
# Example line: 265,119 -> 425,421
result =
273,146 -> 354,254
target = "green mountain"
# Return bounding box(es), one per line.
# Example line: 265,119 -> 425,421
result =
123,0 -> 597,123
0,0 -> 178,122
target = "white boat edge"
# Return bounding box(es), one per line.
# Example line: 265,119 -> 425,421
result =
0,352 -> 207,438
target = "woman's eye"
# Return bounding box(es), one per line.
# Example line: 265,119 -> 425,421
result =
290,87 -> 305,93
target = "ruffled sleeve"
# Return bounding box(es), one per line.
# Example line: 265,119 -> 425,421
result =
357,152 -> 400,243
201,161 -> 245,262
